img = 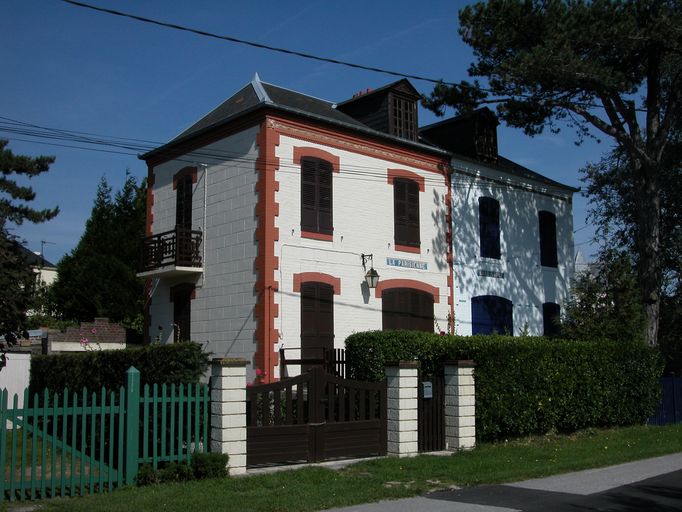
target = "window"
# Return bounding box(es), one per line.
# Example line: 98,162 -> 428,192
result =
170,284 -> 194,342
390,94 -> 417,141
539,211 -> 558,267
382,288 -> 434,332
394,178 -> 420,248
479,197 -> 500,259
300,282 -> 334,364
301,157 -> 333,235
471,295 -> 513,335
543,302 -> 561,336
175,174 -> 193,230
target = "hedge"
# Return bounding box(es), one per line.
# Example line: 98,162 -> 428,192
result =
345,331 -> 663,441
30,342 -> 211,395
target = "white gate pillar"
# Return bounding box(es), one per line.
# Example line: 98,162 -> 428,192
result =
210,358 -> 248,475
385,361 -> 419,457
444,360 -> 476,451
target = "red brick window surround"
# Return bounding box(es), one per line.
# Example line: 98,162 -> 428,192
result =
294,147 -> 340,242
388,169 -> 423,253
374,278 -> 439,303
293,272 -> 341,295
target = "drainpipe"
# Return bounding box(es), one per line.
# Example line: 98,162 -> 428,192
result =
200,163 -> 208,287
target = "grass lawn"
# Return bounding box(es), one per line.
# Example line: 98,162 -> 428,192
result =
10,423 -> 682,512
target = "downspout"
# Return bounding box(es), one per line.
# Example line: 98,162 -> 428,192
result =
200,163 -> 208,287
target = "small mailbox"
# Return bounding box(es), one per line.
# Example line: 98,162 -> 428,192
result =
421,381 -> 433,399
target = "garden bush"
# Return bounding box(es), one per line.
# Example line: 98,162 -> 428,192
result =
345,331 -> 663,440
30,342 -> 210,394
136,452 -> 229,486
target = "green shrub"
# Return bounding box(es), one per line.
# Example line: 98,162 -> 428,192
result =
29,342 -> 210,394
158,461 -> 194,482
135,464 -> 159,486
345,331 -> 663,441
191,452 -> 229,479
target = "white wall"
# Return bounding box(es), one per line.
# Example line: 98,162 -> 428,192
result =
0,352 -> 31,409
274,135 -> 451,375
148,126 -> 260,361
451,157 -> 574,335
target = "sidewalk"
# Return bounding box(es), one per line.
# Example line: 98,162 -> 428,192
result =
326,452 -> 682,512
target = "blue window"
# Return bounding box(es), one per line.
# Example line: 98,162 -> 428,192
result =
471,295 -> 513,335
479,197 -> 500,259
539,211 -> 558,267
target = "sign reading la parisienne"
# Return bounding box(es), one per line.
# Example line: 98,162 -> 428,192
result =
386,257 -> 428,271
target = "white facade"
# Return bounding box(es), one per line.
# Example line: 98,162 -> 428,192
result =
274,134 -> 450,362
141,77 -> 575,383
451,157 -> 574,335
146,127 -> 260,360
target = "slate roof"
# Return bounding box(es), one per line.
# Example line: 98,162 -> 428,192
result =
16,244 -> 56,268
141,74 -> 577,193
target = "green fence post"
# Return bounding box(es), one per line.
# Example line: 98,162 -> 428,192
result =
124,367 -> 140,486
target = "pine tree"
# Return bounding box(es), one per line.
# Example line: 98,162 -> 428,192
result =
424,1 -> 681,346
51,173 -> 146,324
0,139 -> 58,348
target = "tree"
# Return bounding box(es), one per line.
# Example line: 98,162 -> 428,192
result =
0,139 -> 58,342
561,250 -> 646,343
50,173 -> 146,326
423,1 -> 682,346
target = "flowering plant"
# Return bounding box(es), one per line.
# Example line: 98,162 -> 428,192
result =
79,327 -> 102,351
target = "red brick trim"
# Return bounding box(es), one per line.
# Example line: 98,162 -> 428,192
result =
254,119 -> 281,384
293,272 -> 341,295
273,114 -> 447,174
301,230 -> 333,241
395,244 -> 420,254
173,166 -> 198,190
293,146 -> 340,173
387,169 -> 425,191
375,279 -> 440,303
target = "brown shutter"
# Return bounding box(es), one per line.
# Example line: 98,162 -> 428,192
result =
394,178 -> 420,246
300,157 -> 333,234
382,288 -> 433,332
300,282 -> 334,362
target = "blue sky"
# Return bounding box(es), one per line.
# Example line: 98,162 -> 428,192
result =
2,0 -> 606,265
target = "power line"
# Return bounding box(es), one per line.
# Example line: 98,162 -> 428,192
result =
58,0 -> 459,87
0,116 -> 578,194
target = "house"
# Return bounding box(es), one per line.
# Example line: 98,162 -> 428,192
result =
421,110 -> 577,336
139,74 -> 576,381
17,244 -> 58,287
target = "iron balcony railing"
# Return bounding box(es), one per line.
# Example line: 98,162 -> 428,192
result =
141,227 -> 202,271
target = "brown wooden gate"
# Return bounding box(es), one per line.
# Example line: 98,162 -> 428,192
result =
418,372 -> 444,452
246,367 -> 386,467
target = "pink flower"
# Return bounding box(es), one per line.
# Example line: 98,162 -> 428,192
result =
255,369 -> 262,376
91,328 -> 97,334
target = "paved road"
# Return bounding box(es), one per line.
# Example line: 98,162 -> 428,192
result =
327,453 -> 682,512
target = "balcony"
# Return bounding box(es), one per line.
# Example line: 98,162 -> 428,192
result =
137,227 -> 203,279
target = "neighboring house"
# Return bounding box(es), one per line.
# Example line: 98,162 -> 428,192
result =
17,245 -> 58,287
139,74 -> 576,381
421,110 -> 577,336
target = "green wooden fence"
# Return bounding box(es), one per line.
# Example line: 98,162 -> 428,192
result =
0,366 -> 210,503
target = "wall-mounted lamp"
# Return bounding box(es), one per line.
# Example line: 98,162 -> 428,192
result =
361,253 -> 380,289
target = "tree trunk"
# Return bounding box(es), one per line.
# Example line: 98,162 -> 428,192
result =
635,160 -> 662,346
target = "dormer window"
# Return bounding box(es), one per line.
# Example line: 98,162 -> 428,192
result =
390,94 -> 417,141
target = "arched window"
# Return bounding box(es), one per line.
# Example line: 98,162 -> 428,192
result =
479,197 -> 500,259
471,295 -> 513,335
301,157 -> 333,235
382,288 -> 434,332
539,211 -> 558,267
